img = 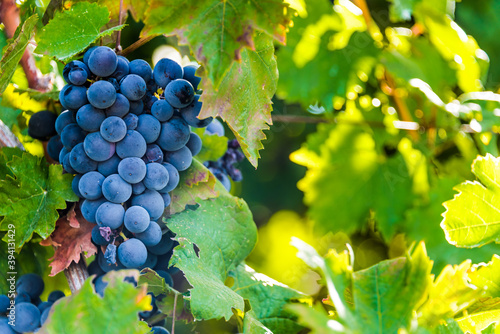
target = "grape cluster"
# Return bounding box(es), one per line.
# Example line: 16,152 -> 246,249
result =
0,274 -> 65,333
204,126 -> 245,192
51,46 -> 213,271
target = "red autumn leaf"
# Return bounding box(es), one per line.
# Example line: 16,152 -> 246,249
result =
42,205 -> 97,276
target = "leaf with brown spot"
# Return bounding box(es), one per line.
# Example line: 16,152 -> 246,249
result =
44,205 -> 97,276
170,159 -> 218,214
199,32 -> 276,167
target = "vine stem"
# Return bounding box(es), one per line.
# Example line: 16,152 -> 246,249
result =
0,0 -> 51,91
115,0 -> 124,52
172,293 -> 178,334
121,35 -> 156,56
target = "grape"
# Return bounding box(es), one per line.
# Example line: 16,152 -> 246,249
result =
63,60 -> 89,84
156,117 -> 190,152
92,225 -> 110,246
70,143 -> 97,173
97,154 -> 121,176
88,259 -> 105,277
123,113 -> 138,130
13,303 -> 40,332
112,55 -> 130,81
106,93 -> 130,118
47,290 -> 65,303
17,273 -> 44,299
40,307 -> 51,325
118,157 -> 147,184
129,59 -> 152,82
205,118 -> 225,136
164,146 -> 192,171
116,130 -> 147,158
136,114 -> 161,143
87,80 -> 117,109
153,58 -> 183,88
210,168 -> 231,191
151,99 -> 174,122
47,135 -> 63,161
131,189 -> 164,220
62,153 -> 76,173
102,174 -> 132,203
61,123 -> 86,150
135,221 -> 162,246
155,270 -> 174,287
79,171 -> 105,200
124,206 -> 150,233
147,233 -> 174,255
183,64 -> 201,90
153,251 -> 172,272
151,326 -> 170,334
186,132 -> 202,156
107,77 -> 120,91
96,202 -> 125,229
81,197 -> 106,223
69,67 -> 88,85
88,46 -> 118,77
181,95 -> 212,127
129,99 -> 144,115
145,144 -> 163,163
28,110 -> 57,140
76,104 -> 106,132
132,181 -> 146,195
0,318 -> 16,334
15,292 -> 30,303
94,275 -> 108,296
83,46 -> 98,66
0,294 -> 9,313
161,192 -> 171,207
118,238 -> 148,268
59,147 -> 69,165
138,252 -> 158,270
84,132 -> 116,162
120,74 -> 147,101
159,163 -> 180,193
55,110 -> 76,134
59,84 -> 88,110
164,79 -> 195,108
100,116 -> 127,143
37,301 -> 52,313
144,163 -> 169,190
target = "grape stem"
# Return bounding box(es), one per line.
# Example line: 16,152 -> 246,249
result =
0,0 -> 51,92
121,35 -> 157,56
171,293 -> 178,334
115,0 -> 124,52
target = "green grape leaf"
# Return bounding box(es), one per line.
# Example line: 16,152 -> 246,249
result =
276,0 -> 378,110
469,255 -> 500,298
165,188 -> 257,321
0,15 -> 38,95
441,154 -> 500,248
417,261 -> 481,327
291,238 -> 432,333
39,270 -> 151,334
456,302 -> 500,334
138,268 -> 183,318
0,98 -> 22,129
285,304 -> 334,334
0,148 -> 77,250
12,88 -> 60,102
199,32 -> 276,168
387,0 -> 452,22
231,264 -> 305,334
414,4 -> 488,93
141,0 -> 290,88
291,105 -> 414,238
192,128 -> 228,163
434,319 -> 466,334
170,159 -> 218,214
34,2 -> 124,62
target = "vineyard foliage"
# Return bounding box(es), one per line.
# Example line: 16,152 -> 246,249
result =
0,0 -> 500,333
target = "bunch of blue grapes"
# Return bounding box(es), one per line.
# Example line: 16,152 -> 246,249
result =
204,121 -> 245,191
52,46 -> 213,272
0,274 -> 65,333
